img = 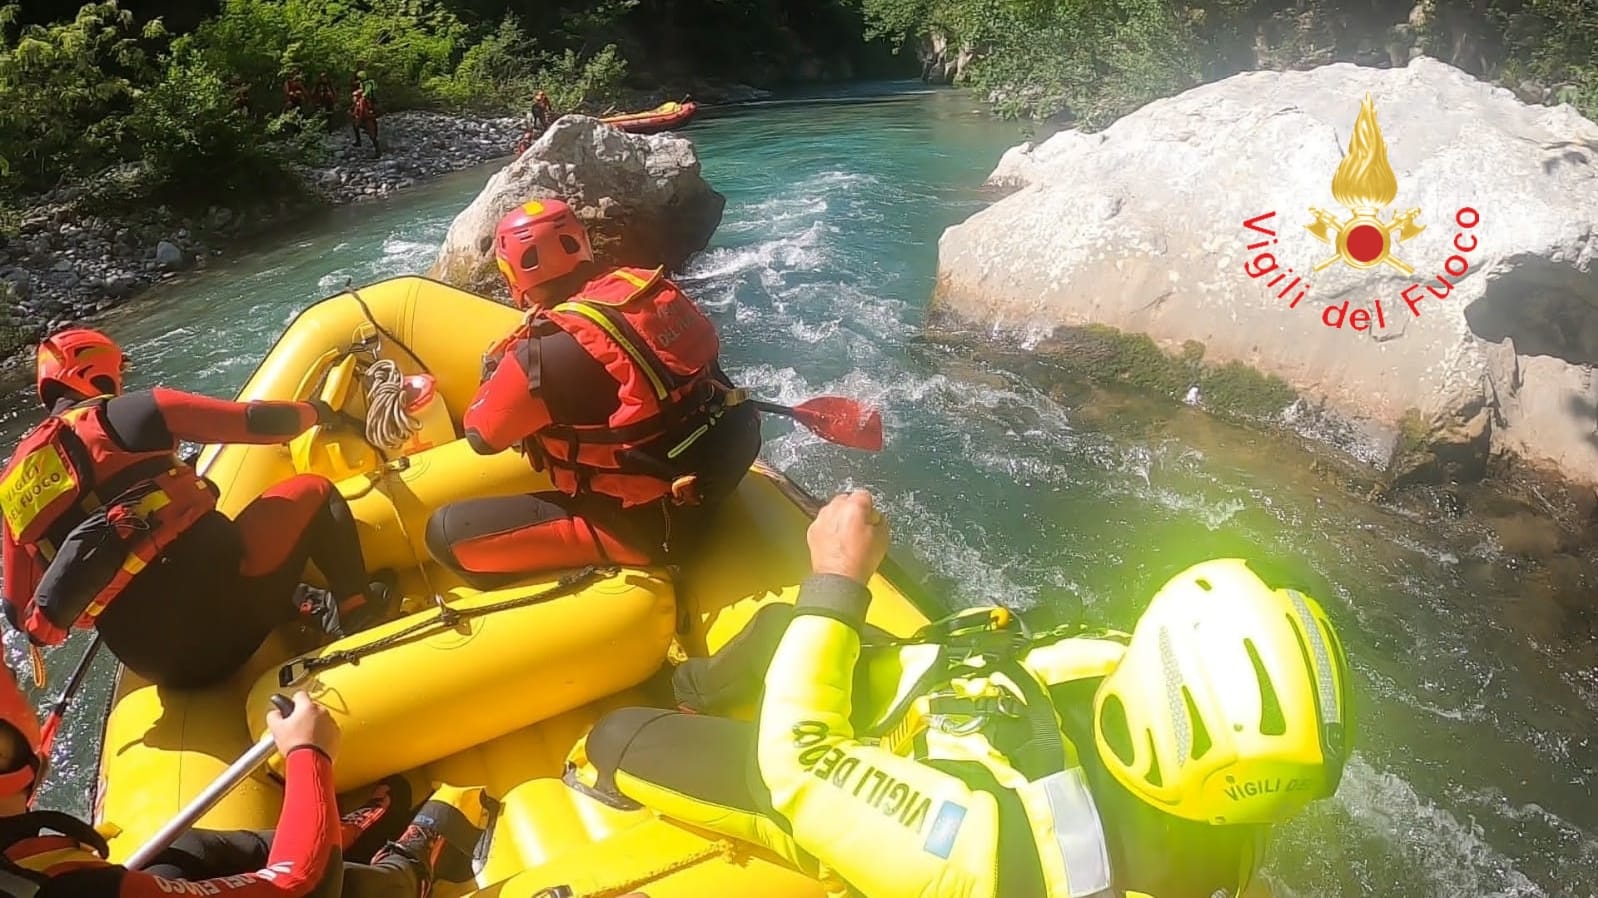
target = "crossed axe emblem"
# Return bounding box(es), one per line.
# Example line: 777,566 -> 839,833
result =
1304,206 -> 1426,275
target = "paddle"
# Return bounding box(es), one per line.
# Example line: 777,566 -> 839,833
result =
124,694 -> 298,871
37,634 -> 104,763
752,397 -> 884,452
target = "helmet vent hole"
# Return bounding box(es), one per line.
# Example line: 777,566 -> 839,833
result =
1245,638 -> 1286,736
1195,578 -> 1213,591
519,245 -> 540,270
559,235 -> 582,254
1098,694 -> 1134,766
1182,686 -> 1212,759
1144,732 -> 1163,787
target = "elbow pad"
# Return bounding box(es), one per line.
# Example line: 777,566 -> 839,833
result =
466,429 -> 497,455
245,402 -> 310,437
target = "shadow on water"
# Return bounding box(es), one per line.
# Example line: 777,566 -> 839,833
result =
4,82 -> 1595,897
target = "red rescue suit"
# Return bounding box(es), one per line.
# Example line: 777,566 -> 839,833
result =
468,266 -> 741,508
0,747 -> 339,898
0,397 -> 215,646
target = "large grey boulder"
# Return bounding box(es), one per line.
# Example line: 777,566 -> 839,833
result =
936,56 -> 1598,487
429,116 -> 725,297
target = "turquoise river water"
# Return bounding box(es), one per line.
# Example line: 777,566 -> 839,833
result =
3,83 -> 1595,897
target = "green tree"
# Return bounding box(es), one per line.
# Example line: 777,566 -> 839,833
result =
0,2 -> 166,190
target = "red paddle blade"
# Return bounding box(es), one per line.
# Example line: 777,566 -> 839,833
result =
788,397 -> 884,451
39,713 -> 63,755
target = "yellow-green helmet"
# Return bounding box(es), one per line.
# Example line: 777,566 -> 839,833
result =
1092,558 -> 1354,825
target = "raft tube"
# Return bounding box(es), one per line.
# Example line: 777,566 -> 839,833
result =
599,101 -> 697,134
91,275 -> 934,898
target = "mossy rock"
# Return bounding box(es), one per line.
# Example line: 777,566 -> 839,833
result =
1036,324 -> 1297,421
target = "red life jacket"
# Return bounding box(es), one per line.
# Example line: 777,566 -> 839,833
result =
0,811 -> 112,898
491,267 -> 734,507
0,398 -> 217,646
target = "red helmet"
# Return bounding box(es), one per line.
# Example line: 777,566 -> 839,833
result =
0,662 -> 41,799
36,328 -> 125,406
494,199 -> 593,309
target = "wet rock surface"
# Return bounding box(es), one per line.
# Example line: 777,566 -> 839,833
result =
429,115 -> 724,298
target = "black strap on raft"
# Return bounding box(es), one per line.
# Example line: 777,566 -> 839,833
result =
0,810 -> 110,897
279,565 -> 618,687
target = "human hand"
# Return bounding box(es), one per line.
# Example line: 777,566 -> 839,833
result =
266,691 -> 341,760
806,490 -> 889,586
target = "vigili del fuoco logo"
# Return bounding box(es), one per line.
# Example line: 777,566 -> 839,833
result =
1241,94 -> 1481,332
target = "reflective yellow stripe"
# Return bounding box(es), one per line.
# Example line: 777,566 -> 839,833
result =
612,268 -> 652,288
12,846 -> 91,872
552,301 -> 669,400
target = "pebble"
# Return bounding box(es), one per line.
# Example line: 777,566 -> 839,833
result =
2,110 -> 524,354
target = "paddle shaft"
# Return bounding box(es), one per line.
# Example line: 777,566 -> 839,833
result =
124,694 -> 295,871
38,634 -> 105,755
750,400 -> 800,420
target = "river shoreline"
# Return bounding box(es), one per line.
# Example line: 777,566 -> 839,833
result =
0,110 -> 531,359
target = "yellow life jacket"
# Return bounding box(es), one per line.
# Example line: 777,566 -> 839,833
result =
855,610 -> 1252,898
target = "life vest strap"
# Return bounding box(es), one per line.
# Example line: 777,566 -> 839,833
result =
551,290 -> 682,403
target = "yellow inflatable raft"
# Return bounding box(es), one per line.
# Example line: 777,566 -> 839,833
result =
90,275 -> 935,898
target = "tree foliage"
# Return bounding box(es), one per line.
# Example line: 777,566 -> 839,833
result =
0,0 -> 893,211
864,0 -> 1598,123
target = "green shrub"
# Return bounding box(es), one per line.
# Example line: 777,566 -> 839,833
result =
0,2 -> 165,192
128,50 -> 318,202
534,43 -> 629,114
428,14 -> 540,111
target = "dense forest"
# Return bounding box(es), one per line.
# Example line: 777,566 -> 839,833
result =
0,0 -> 903,211
859,0 -> 1598,125
1,0 -> 1593,217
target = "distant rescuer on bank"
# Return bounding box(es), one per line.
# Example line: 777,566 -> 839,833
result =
0,328 -> 393,689
424,198 -> 762,582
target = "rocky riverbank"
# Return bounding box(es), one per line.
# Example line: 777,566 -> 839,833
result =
0,110 -> 524,359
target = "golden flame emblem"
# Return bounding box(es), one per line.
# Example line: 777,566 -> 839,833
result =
1306,94 -> 1424,274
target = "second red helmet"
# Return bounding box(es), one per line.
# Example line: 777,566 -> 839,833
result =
493,199 -> 593,309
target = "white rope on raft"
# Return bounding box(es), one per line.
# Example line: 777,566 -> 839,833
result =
362,359 -> 422,452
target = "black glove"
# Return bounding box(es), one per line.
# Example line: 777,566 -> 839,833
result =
308,398 -> 342,428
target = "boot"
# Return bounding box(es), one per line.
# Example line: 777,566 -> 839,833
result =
340,570 -> 400,635
371,785 -> 488,893
341,774 -> 413,862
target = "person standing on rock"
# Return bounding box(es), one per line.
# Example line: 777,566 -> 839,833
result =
0,328 -> 396,689
350,71 -> 381,158
424,198 -> 762,583
284,69 -> 309,116
531,90 -> 555,130
314,72 -> 338,128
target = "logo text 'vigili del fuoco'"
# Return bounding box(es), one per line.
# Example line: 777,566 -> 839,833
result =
1240,94 -> 1480,332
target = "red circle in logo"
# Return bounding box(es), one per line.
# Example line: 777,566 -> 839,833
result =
1345,224 -> 1385,263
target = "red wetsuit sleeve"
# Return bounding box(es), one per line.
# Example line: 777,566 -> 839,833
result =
151,387 -> 318,445
115,747 -> 339,898
463,340 -> 552,454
